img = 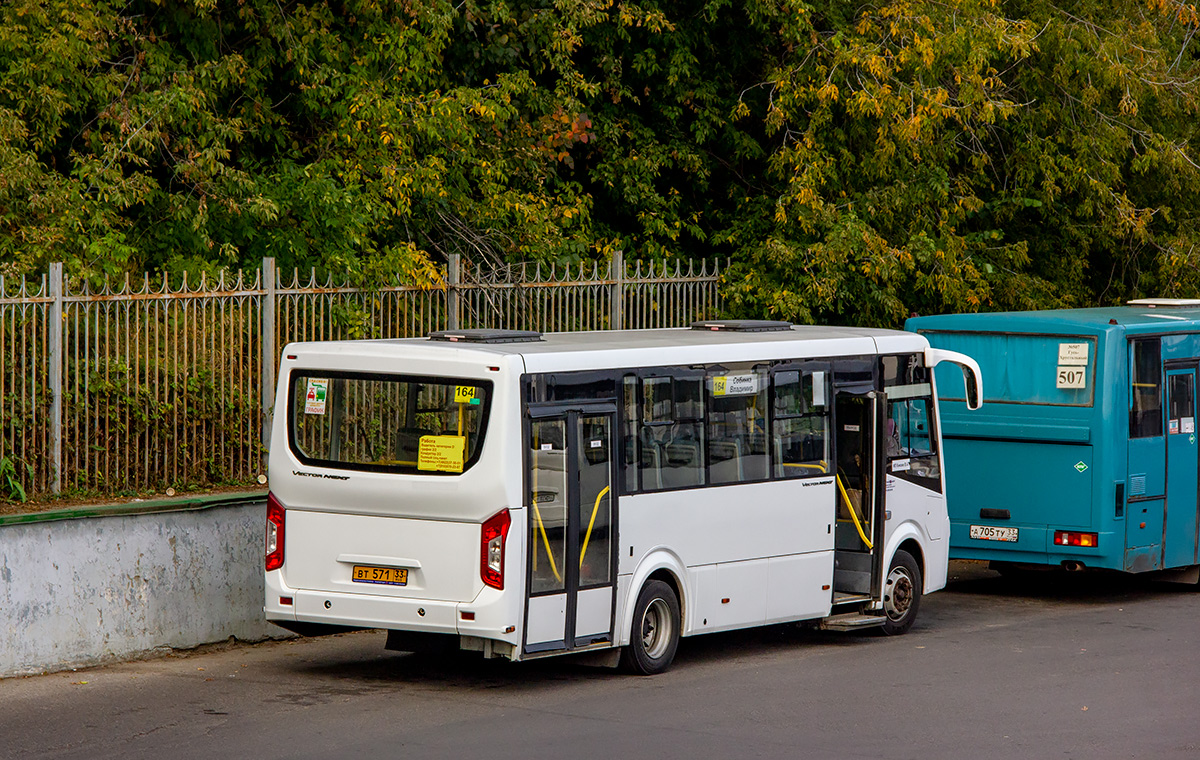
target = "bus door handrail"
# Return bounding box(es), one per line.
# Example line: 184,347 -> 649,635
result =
579,486 -> 611,569
836,474 -> 874,550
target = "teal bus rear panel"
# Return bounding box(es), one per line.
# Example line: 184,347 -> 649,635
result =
908,302 -> 1200,574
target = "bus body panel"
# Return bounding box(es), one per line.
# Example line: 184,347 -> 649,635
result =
284,510 -> 485,602
882,475 -> 950,593
618,481 -> 836,635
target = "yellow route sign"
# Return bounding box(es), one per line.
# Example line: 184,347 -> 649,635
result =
454,385 -> 479,404
417,435 -> 466,473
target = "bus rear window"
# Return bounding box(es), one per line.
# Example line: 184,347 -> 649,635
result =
922,331 -> 1096,407
289,371 -> 491,474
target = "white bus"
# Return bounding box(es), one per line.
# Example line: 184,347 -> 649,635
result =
265,320 -> 981,674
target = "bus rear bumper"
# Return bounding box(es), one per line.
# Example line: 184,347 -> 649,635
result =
265,574 -> 522,647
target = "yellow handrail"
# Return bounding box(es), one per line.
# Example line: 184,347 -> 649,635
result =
530,435 -> 561,584
836,475 -> 873,550
782,460 -> 828,473
579,485 -> 611,569
531,498 -> 562,584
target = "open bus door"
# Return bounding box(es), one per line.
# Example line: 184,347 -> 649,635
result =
831,386 -> 887,606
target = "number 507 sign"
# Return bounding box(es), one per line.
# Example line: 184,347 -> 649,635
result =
1057,366 -> 1087,389
1056,341 -> 1089,389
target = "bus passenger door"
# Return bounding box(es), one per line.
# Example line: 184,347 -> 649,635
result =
524,407 -> 618,654
832,389 -> 886,600
1164,365 -> 1200,569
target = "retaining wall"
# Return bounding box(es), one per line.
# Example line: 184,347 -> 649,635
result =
0,493 -> 286,678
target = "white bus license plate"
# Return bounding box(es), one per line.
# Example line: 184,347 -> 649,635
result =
969,525 -> 1018,542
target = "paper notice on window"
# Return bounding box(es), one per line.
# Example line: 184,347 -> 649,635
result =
1058,343 -> 1089,366
417,435 -> 466,473
712,374 -> 759,396
304,379 -> 329,415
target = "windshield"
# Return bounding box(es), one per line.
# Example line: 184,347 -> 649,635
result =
289,371 -> 491,474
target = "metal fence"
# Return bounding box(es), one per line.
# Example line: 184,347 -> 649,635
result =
0,253 -> 722,500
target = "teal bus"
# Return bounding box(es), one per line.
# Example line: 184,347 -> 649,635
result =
907,300 -> 1200,579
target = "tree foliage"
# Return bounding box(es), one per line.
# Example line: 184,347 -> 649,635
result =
1,0 -> 1198,324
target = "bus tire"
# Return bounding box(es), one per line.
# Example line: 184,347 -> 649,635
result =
620,580 -> 680,675
880,549 -> 921,636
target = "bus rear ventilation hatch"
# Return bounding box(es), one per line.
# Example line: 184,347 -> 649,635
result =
428,329 -> 544,344
690,319 -> 793,332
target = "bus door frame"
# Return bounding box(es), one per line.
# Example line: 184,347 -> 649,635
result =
1163,361 -> 1200,569
522,401 -> 619,655
831,373 -> 887,602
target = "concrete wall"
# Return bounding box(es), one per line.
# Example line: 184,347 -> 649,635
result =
0,497 -> 286,678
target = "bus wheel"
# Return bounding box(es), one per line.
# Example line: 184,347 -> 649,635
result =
880,550 -> 922,636
620,580 -> 680,675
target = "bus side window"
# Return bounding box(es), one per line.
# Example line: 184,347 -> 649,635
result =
1130,338 -> 1163,438
772,369 -> 830,478
883,356 -> 942,492
622,374 -> 640,493
706,365 -> 769,485
639,374 -> 705,491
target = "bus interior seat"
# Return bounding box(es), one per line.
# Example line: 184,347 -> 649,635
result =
662,425 -> 704,488
395,427 -> 435,460
707,438 -> 743,483
638,428 -> 665,490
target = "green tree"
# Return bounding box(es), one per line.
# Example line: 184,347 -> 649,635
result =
720,0 -> 1200,326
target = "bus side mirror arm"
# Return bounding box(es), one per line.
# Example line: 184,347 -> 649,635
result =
925,348 -> 984,411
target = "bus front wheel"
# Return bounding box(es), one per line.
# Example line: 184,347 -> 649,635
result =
880,549 -> 922,636
620,579 -> 680,675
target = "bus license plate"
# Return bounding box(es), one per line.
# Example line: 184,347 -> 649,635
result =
352,565 -> 409,586
969,525 -> 1018,542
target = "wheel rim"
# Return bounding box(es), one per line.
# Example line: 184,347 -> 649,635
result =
640,597 -> 674,659
884,566 -> 914,622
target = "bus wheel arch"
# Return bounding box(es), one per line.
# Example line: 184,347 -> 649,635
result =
896,538 -> 925,590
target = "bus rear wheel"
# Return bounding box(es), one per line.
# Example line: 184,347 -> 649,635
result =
880,549 -> 921,636
620,579 -> 680,675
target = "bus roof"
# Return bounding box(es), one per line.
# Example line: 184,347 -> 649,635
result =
908,305 -> 1200,336
283,325 -> 929,374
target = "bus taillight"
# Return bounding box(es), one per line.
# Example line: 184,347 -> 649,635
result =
481,509 -> 511,590
266,492 -> 286,571
1054,530 -> 1098,548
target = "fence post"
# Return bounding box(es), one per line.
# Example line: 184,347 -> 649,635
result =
609,250 -> 624,331
261,257 -> 276,472
48,262 -> 64,494
447,253 -> 460,330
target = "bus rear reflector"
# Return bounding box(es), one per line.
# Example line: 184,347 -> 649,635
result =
1054,530 -> 1098,548
481,509 -> 511,590
266,492 -> 286,571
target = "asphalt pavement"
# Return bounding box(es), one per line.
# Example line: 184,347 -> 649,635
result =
2,561 -> 1198,760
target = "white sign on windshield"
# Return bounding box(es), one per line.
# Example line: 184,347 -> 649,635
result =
712,374 -> 759,396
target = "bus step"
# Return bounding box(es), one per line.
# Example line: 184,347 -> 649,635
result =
819,612 -> 887,632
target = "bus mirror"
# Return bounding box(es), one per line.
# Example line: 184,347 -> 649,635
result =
925,348 -> 984,411
964,371 -> 981,410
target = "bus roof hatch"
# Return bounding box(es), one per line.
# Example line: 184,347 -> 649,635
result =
690,320 -> 793,332
428,329 -> 544,343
